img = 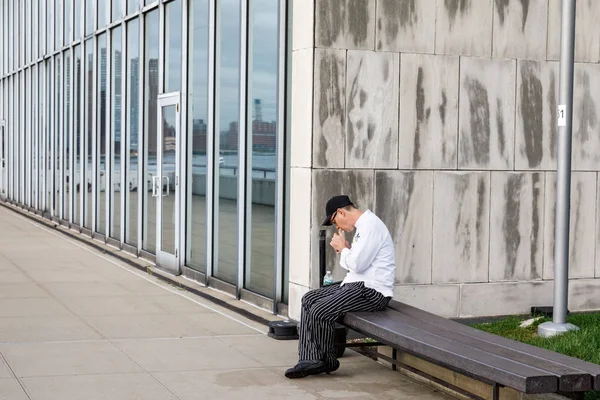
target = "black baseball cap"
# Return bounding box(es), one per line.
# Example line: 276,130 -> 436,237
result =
322,195 -> 354,226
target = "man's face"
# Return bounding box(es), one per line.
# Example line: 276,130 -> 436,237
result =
331,208 -> 350,232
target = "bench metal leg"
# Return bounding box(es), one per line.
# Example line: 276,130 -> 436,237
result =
392,348 -> 397,371
492,383 -> 500,400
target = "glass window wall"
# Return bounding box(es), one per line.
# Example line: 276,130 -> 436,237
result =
54,56 -> 61,217
143,9 -> 159,253
245,0 -> 279,297
186,0 -> 209,272
112,0 -> 122,22
85,0 -> 93,36
126,18 -> 140,246
74,0 -> 81,40
214,0 -> 241,285
64,52 -> 71,220
84,39 -> 93,229
97,33 -> 107,235
111,26 -> 122,240
65,0 -> 71,46
98,0 -> 106,30
165,0 -> 182,93
74,44 -> 82,225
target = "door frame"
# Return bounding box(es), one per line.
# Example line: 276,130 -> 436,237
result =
155,92 -> 181,274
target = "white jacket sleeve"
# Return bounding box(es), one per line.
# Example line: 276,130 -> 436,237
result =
339,227 -> 382,274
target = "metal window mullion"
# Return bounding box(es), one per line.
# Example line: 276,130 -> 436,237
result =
26,67 -> 31,207
79,45 -> 85,226
156,0 -> 165,254
137,15 -> 144,252
20,0 -> 24,69
273,0 -> 287,309
58,55 -> 64,220
91,36 -> 97,233
120,21 -> 126,244
106,29 -> 112,238
179,0 -> 188,269
69,49 -> 75,223
208,0 -> 217,282
237,0 -> 249,299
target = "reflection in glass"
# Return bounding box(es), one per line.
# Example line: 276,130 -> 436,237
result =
165,0 -> 182,93
54,57 -> 61,216
126,18 -> 139,245
143,10 -> 159,253
47,0 -> 53,53
74,45 -> 82,226
65,0 -> 71,46
84,40 -> 93,229
112,0 -> 122,22
187,0 -> 209,272
215,0 -> 240,284
111,27 -> 122,239
98,0 -> 107,30
245,0 -> 278,298
127,0 -> 138,15
33,0 -> 38,62
96,34 -> 107,235
46,63 -> 52,213
32,67 -> 38,207
55,0 -> 62,50
64,53 -> 71,220
74,0 -> 81,40
160,105 -> 177,254
86,0 -> 94,35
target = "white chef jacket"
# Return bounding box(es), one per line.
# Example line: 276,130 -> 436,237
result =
339,209 -> 396,298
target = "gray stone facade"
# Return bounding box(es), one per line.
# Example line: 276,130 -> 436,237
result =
289,0 -> 600,320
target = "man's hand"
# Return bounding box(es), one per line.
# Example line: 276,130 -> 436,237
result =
330,229 -> 350,254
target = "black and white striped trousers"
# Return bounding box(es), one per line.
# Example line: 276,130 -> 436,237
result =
298,281 -> 390,365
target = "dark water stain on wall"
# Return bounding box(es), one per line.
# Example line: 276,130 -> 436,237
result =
348,0 -> 370,47
317,53 -> 344,166
530,173 -> 541,278
503,175 -> 522,278
496,98 -> 506,158
414,67 -> 426,166
439,90 -> 448,160
495,0 -> 530,31
577,72 -> 597,148
570,182 -> 583,267
445,0 -> 470,28
454,176 -> 472,264
378,0 -> 418,49
520,63 -> 543,168
476,176 -> 486,259
547,72 -> 557,160
346,59 -> 363,156
465,78 -> 491,165
317,0 -> 343,47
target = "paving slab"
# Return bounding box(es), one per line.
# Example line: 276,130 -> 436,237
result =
0,205 -> 450,399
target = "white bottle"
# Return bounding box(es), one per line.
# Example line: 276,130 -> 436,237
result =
323,270 -> 333,286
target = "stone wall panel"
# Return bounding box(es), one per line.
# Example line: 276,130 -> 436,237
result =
376,0 -> 436,53
315,0 -> 376,50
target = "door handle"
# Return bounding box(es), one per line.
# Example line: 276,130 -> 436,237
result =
152,175 -> 159,197
163,176 -> 170,196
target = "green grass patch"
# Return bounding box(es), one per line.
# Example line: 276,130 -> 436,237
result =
472,313 -> 600,399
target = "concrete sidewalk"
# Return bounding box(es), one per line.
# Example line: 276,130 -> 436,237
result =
0,206 -> 449,400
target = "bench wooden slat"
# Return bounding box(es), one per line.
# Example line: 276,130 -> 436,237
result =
371,307 -> 591,392
387,300 -> 600,390
344,310 -> 558,394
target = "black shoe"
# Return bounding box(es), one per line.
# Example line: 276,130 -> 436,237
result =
284,360 -> 326,379
324,358 -> 340,373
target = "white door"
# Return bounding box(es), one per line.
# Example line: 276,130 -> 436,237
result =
154,93 -> 181,273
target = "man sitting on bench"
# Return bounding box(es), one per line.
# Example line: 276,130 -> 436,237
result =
285,195 -> 397,379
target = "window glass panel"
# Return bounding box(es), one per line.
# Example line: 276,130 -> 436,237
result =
126,18 -> 140,245
112,0 -> 122,22
74,44 -> 82,225
54,57 -> 61,216
65,0 -> 71,45
215,0 -> 240,284
84,39 -> 93,229
164,0 -> 182,93
32,0 -> 38,60
55,0 -> 62,50
46,63 -> 52,212
127,0 -> 138,15
64,52 -> 71,219
245,0 -> 278,297
187,0 -> 209,272
98,0 -> 106,29
74,0 -> 81,39
97,33 -> 107,234
143,9 -> 159,253
47,0 -> 52,56
111,26 -> 122,239
85,0 -> 93,35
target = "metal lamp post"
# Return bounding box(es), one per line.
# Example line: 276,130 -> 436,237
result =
538,0 -> 579,338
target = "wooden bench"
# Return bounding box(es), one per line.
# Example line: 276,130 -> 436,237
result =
341,300 -> 600,398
